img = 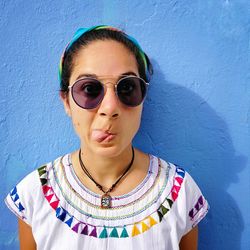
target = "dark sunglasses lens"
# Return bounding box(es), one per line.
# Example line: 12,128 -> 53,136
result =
72,79 -> 103,109
117,77 -> 147,106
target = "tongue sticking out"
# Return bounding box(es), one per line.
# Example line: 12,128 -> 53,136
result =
92,130 -> 115,142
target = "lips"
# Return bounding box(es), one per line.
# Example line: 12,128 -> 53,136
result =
91,130 -> 116,143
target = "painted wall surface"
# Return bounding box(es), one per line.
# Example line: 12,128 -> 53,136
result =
1,1 -> 249,249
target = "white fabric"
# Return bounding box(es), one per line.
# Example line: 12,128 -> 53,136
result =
5,154 -> 209,250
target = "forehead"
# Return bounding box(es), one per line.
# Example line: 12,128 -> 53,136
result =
70,40 -> 139,82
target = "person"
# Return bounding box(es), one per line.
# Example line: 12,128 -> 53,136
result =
5,25 -> 209,250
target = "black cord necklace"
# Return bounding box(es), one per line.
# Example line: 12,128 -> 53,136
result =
78,147 -> 135,209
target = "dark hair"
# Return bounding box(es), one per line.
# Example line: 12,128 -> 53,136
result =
60,29 -> 153,92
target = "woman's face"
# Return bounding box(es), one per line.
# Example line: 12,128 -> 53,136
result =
62,40 -> 143,157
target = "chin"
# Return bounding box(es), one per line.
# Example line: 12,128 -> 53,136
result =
91,143 -> 129,158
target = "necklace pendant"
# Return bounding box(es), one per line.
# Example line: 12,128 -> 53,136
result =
101,194 -> 112,209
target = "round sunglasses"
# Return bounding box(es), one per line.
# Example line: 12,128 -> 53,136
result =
68,75 -> 149,109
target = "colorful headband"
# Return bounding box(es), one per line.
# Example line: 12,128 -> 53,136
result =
59,25 -> 150,88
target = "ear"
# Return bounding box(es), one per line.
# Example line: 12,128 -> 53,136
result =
59,91 -> 72,117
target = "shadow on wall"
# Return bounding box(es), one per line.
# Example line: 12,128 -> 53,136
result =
134,61 -> 246,250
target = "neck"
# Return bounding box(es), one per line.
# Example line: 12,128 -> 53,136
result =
78,145 -> 134,188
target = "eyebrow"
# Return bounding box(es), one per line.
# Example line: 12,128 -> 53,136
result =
75,71 -> 138,81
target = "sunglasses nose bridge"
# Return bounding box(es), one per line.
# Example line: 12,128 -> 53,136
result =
102,81 -> 117,88
102,81 -> 118,96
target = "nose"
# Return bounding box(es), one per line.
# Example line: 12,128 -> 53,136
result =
97,83 -> 121,118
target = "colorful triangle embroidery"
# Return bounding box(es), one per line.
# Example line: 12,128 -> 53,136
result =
55,207 -> 61,214
176,168 -> 185,178
18,203 -> 25,212
132,225 -> 140,236
110,227 -> 119,238
81,225 -> 88,235
149,216 -> 157,227
13,194 -> 19,202
56,208 -> 67,221
120,227 -> 129,238
11,187 -> 17,196
50,194 -> 58,203
40,173 -> 47,180
38,166 -> 46,176
166,198 -> 173,208
198,196 -> 204,205
65,217 -> 73,227
42,185 -> 51,194
195,202 -> 202,211
189,209 -> 194,219
175,177 -> 183,185
50,200 -> 59,210
72,222 -> 81,233
157,210 -> 163,222
45,194 -> 54,202
141,222 -> 149,232
161,205 -> 169,215
40,178 -> 47,186
89,227 -> 97,237
99,227 -> 108,238
172,191 -> 178,201
173,185 -> 181,193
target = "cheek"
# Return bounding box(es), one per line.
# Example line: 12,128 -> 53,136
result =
73,121 -> 81,127
127,108 -> 143,133
69,98 -> 88,128
69,104 -> 93,136
71,112 -> 89,127
71,113 -> 92,141
136,111 -> 142,130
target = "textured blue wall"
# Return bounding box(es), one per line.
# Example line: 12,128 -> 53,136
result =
1,1 -> 249,249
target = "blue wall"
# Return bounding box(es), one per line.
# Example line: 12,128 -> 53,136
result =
1,1 -> 249,249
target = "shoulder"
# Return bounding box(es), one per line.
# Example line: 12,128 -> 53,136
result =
156,156 -> 209,234
158,157 -> 203,197
4,154 -> 66,225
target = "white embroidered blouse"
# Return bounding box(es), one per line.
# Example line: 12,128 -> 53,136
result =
5,154 -> 209,250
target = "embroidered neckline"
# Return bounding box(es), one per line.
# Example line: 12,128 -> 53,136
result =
51,156 -> 166,217
67,153 -> 155,199
37,161 -> 185,238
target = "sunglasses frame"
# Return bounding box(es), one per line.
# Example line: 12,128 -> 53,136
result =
68,75 -> 149,109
